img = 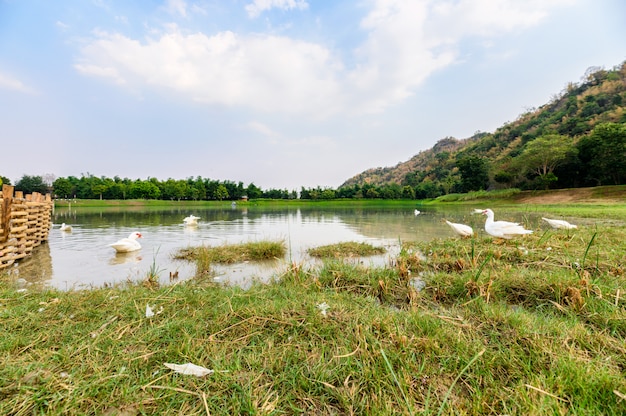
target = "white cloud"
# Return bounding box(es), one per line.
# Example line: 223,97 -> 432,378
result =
165,0 -> 188,18
247,121 -> 279,138
285,135 -> 337,151
76,26 -> 344,115
73,0 -> 574,117
56,20 -> 70,31
0,71 -> 37,94
92,0 -> 110,11
74,63 -> 126,85
245,0 -> 309,19
428,0 -> 575,39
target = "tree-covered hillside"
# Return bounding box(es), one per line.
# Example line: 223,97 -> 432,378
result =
341,61 -> 626,198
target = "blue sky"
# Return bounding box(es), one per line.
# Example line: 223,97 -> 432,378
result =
1,0 -> 624,191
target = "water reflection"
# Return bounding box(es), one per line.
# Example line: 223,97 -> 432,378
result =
9,205 -> 545,291
8,241 -> 54,286
109,252 -> 143,265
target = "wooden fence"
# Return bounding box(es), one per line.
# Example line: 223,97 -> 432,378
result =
0,184 -> 53,270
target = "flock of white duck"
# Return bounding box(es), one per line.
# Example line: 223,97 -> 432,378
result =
56,215 -> 203,254
57,209 -> 578,255
444,208 -> 577,239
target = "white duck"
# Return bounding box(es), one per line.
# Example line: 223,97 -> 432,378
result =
183,215 -> 200,226
542,217 -> 577,230
110,232 -> 142,253
481,209 -> 533,239
445,220 -> 474,237
59,223 -> 72,232
414,209 -> 421,216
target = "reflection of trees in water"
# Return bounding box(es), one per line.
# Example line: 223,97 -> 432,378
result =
336,208 -> 484,241
51,205 -> 372,228
50,206 -> 483,242
52,207 -> 258,227
53,208 -> 78,222
12,242 -> 53,285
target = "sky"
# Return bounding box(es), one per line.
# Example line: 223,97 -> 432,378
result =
1,0 -> 625,191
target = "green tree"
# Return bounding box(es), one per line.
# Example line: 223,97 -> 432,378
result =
0,176 -> 9,186
414,179 -> 440,199
320,189 -> 336,200
494,171 -> 514,188
53,177 -> 74,198
129,179 -> 161,199
515,134 -> 577,189
162,179 -> 187,200
365,187 -> 379,199
579,123 -> 626,185
401,185 -> 415,199
456,156 -> 489,192
188,177 -> 206,200
214,184 -> 229,201
109,181 -> 128,199
92,177 -> 108,199
15,175 -> 48,194
246,183 -> 263,199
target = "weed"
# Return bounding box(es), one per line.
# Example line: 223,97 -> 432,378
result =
307,241 -> 386,258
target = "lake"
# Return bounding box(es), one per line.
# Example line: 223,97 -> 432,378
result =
7,204 -> 539,290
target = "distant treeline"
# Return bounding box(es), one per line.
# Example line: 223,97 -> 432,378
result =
2,173 -> 417,201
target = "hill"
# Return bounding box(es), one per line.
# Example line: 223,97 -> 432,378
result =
340,61 -> 626,196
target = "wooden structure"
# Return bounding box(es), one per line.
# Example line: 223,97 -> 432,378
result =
0,184 -> 53,270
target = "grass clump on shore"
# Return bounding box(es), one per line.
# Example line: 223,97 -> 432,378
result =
1,225 -> 626,415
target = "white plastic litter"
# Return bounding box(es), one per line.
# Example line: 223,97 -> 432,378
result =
164,362 -> 214,377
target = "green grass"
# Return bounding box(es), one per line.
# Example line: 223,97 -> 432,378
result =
2,212 -> 626,414
434,188 -> 523,202
173,241 -> 286,280
307,241 -> 386,258
175,240 -> 286,264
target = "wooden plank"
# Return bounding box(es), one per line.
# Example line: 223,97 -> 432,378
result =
10,225 -> 28,233
1,185 -> 13,244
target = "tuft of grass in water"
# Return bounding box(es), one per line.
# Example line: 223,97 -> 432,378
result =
174,240 -> 286,280
144,248 -> 164,289
307,241 -> 386,258
1,224 -> 625,414
175,240 -> 286,264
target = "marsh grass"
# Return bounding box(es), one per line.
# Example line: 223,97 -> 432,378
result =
1,224 -> 625,414
175,240 -> 285,264
173,241 -> 286,280
307,241 -> 386,258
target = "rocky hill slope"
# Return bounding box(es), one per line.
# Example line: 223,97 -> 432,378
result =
340,62 -> 626,193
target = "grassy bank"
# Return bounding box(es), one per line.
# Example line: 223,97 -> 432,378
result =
5,190 -> 626,414
2,206 -> 626,414
53,198 -> 423,211
54,185 -> 626,218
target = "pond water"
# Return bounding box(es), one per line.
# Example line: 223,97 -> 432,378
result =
7,204 -> 540,290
